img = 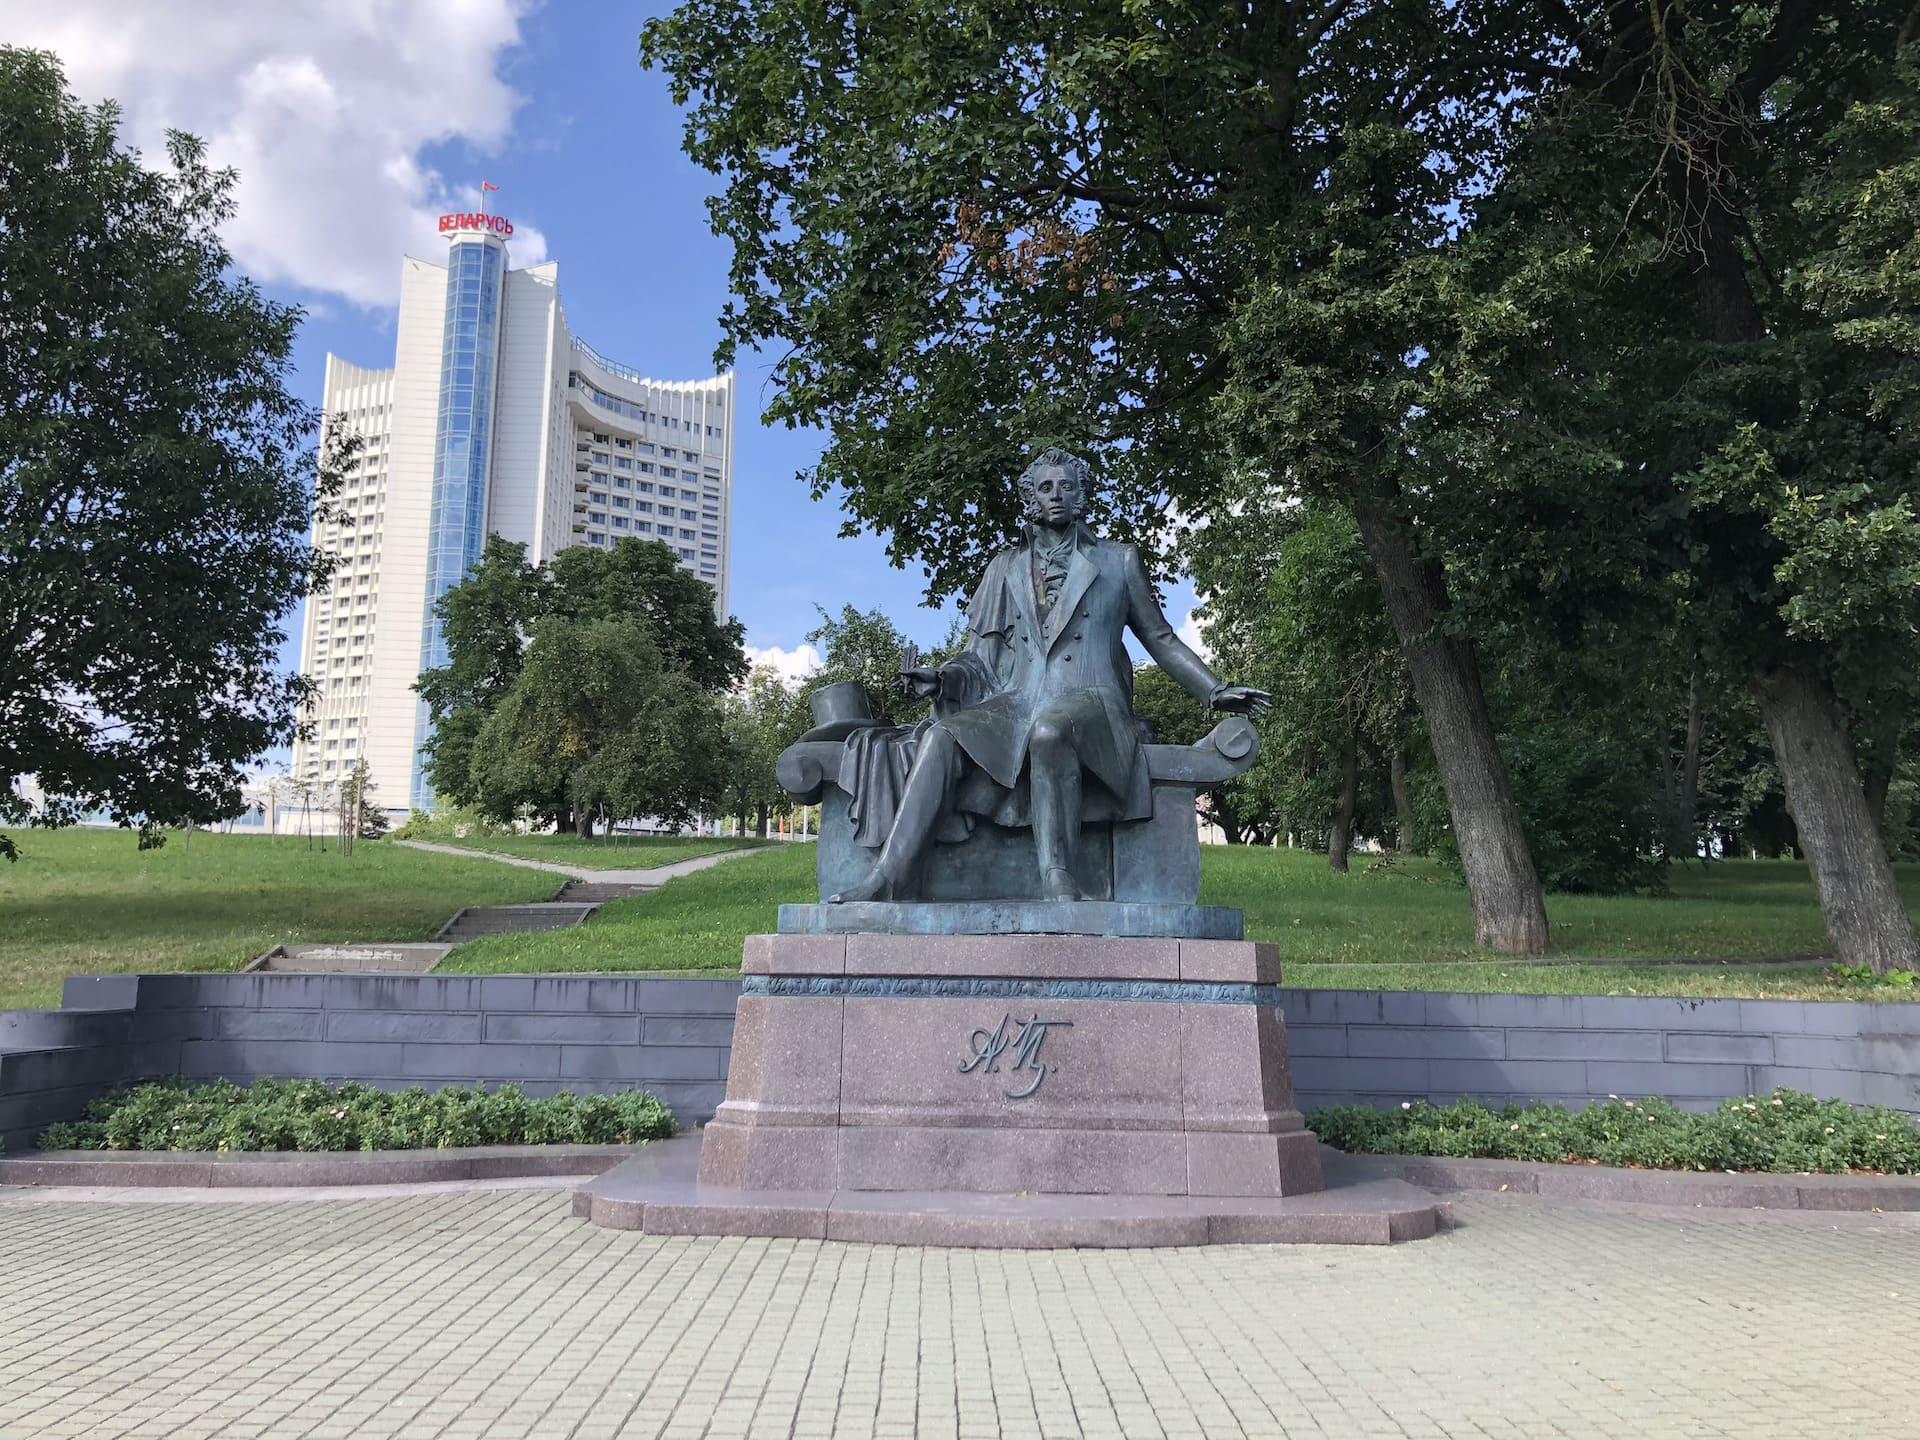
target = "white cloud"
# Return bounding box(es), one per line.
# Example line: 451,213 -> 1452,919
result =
1177,609 -> 1211,661
10,0 -> 547,307
745,643 -> 823,686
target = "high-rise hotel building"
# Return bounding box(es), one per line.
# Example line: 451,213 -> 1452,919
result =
291,212 -> 736,816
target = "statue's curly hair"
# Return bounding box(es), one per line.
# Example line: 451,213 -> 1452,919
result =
1016,447 -> 1093,512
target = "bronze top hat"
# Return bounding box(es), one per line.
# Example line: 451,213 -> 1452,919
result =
797,680 -> 889,743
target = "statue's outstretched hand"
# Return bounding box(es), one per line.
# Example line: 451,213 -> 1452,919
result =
1210,684 -> 1272,718
900,665 -> 942,700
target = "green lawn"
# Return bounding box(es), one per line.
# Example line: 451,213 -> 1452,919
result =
442,843 -> 1920,1001
9,830 -> 1915,1008
443,842 -> 816,976
0,830 -> 559,1011
417,833 -> 770,869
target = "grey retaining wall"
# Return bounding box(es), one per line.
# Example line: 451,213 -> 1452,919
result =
3,975 -> 1918,1151
1,973 -> 740,1153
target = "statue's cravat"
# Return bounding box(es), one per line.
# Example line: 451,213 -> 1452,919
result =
1032,529 -> 1075,615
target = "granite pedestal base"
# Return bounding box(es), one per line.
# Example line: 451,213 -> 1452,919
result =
576,933 -> 1447,1246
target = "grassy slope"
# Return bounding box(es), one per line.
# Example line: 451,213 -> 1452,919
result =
421,834 -> 770,869
442,843 -> 1920,1001
445,843 -> 815,975
0,830 -> 558,1010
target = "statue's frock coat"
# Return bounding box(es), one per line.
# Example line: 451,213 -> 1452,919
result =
929,526 -> 1221,827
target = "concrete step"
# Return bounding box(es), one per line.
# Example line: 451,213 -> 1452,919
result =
248,942 -> 452,974
435,903 -> 597,943
558,881 -> 653,904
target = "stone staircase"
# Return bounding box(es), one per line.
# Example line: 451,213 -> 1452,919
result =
433,903 -> 598,944
250,865 -> 680,973
555,879 -> 652,905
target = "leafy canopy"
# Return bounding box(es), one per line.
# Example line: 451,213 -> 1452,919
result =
0,47 -> 343,857
643,0 -> 1559,599
417,534 -> 746,810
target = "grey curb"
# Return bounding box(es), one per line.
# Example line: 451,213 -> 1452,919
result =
0,1143 -> 646,1189
1325,1146 -> 1920,1212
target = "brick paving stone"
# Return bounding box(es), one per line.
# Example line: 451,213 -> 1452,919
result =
0,1186 -> 1917,1436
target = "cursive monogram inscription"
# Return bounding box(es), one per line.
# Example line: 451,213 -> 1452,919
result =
958,1013 -> 1073,1099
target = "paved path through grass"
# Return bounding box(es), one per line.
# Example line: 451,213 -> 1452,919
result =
0,1182 -> 1914,1437
395,838 -> 769,887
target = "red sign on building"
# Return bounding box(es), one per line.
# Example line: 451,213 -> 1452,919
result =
438,212 -> 514,237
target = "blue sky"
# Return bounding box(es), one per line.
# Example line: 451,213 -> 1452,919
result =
13,0 -> 1201,679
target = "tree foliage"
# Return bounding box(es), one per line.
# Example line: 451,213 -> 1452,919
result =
643,0 -> 1560,950
798,604 -> 965,727
417,535 -> 746,820
0,47 -> 343,858
467,618 -> 729,831
644,1 -> 1920,963
1434,0 -> 1920,964
723,664 -> 808,834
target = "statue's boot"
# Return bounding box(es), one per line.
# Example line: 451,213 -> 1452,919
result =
828,865 -> 900,905
1041,865 -> 1087,902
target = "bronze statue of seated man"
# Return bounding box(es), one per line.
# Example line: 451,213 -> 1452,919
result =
829,448 -> 1270,905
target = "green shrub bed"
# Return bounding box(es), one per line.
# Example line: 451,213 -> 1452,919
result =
1308,1089 -> 1920,1174
38,1079 -> 675,1153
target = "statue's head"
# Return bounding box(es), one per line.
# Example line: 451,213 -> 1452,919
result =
1017,447 -> 1091,528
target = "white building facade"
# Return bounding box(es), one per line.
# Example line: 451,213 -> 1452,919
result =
292,213 -> 737,818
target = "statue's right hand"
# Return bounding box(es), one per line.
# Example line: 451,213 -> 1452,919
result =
901,665 -> 942,700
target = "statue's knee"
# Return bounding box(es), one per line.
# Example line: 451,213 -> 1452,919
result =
922,724 -> 963,780
1030,718 -> 1069,754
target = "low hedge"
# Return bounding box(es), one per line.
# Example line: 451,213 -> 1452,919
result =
38,1078 -> 675,1153
1308,1089 -> 1920,1175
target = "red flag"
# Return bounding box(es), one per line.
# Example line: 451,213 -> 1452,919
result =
481,180 -> 499,192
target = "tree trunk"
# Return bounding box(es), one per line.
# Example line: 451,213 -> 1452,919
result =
1859,706 -> 1900,834
755,803 -> 769,839
1353,485 -> 1549,953
1753,663 -> 1920,974
1328,727 -> 1357,873
1671,91 -> 1917,970
550,806 -> 571,836
1664,675 -> 1705,861
1677,676 -> 1705,860
1390,745 -> 1416,855
575,809 -> 594,840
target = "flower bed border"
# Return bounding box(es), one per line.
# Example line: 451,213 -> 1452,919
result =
0,1143 -> 640,1189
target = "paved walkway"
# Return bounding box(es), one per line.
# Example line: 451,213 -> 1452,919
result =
396,840 -> 768,887
1,1183 -> 1915,1438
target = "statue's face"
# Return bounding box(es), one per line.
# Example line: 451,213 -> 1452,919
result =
1024,463 -> 1086,527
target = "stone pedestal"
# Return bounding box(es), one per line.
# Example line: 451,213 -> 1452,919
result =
702,933 -> 1324,1199
574,931 -> 1448,1246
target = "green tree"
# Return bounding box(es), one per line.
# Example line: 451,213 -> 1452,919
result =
414,536 -> 551,817
547,536 -> 748,690
724,664 -> 807,836
1449,2 -> 1920,968
417,534 -> 747,826
468,618 -> 729,834
1193,501 -> 1412,870
799,604 -> 961,728
0,48 -> 344,858
642,0 -> 1558,950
